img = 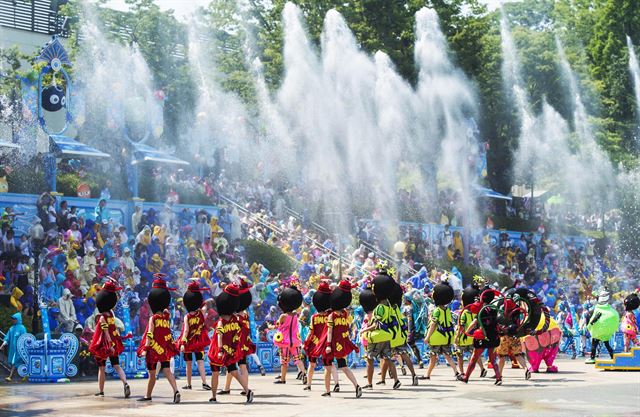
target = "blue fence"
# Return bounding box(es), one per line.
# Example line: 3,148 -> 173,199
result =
0,192 -> 220,237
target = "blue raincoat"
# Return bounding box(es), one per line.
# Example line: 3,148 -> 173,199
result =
4,313 -> 27,366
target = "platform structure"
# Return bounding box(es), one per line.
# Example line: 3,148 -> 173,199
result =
595,346 -> 640,371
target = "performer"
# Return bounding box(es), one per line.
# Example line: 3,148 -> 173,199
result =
88,280 -> 130,398
137,277 -> 181,403
357,287 -> 378,390
273,285 -> 306,384
496,334 -> 529,379
422,281 -> 459,380
321,280 -> 362,398
207,285 -> 254,403
303,281 -> 339,391
389,283 -> 418,386
558,304 -> 578,359
586,289 -> 620,364
178,281 -> 211,391
220,279 -> 256,395
362,273 -> 401,389
455,286 -> 486,378
512,288 -> 561,373
403,290 -> 427,369
622,292 -> 639,352
457,288 -> 502,385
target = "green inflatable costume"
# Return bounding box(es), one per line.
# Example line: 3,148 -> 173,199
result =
587,303 -> 620,341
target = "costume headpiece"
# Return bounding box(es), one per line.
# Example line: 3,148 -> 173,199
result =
359,288 -> 377,313
330,280 -> 354,310
312,281 -> 332,312
278,286 -> 303,313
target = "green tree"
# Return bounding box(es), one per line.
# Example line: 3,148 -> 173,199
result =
587,0 -> 640,161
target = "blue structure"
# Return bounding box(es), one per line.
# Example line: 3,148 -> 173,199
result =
595,347 -> 640,371
14,299 -> 79,382
33,36 -> 110,192
16,332 -> 78,382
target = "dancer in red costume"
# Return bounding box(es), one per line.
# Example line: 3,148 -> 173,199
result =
457,288 -> 502,385
137,277 -> 181,403
220,279 -> 256,395
207,284 -> 254,404
178,281 -> 211,391
303,281 -> 338,390
88,280 -> 130,398
318,280 -> 362,398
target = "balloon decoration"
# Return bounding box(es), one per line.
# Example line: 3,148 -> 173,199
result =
76,183 -> 91,198
41,85 -> 66,112
35,36 -> 73,135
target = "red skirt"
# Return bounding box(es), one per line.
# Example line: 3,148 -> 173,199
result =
89,327 -> 124,359
237,327 -> 256,359
137,331 -> 180,364
331,337 -> 358,359
310,331 -> 329,359
178,328 -> 211,353
207,335 -> 240,367
303,335 -> 318,358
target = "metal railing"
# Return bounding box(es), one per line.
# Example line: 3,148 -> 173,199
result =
217,194 -> 373,278
282,203 -> 420,277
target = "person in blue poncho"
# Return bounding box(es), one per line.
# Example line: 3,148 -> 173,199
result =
94,199 -> 108,225
1,313 -> 27,381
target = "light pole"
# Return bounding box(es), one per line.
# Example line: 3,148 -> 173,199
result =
393,240 -> 406,283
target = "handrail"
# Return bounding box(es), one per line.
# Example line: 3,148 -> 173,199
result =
358,240 -> 419,276
283,203 -> 420,277
284,205 -> 329,236
218,194 -> 372,278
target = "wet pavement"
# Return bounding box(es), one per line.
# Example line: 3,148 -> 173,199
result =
0,359 -> 638,417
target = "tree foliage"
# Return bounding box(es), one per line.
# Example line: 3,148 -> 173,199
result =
4,0 -> 640,252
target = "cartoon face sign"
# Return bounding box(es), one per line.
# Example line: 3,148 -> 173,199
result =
0,176 -> 8,193
77,183 -> 91,198
41,85 -> 66,112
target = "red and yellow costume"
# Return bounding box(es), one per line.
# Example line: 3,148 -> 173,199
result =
89,310 -> 124,359
319,309 -> 358,361
306,311 -> 329,358
236,312 -> 256,359
178,310 -> 210,353
207,315 -> 242,367
89,281 -> 125,361
137,310 -> 180,364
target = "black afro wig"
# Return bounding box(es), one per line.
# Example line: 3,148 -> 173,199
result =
312,289 -> 331,313
95,290 -> 118,313
148,288 -> 171,314
624,293 -> 640,312
237,290 -> 253,313
389,283 -> 404,307
183,290 -> 204,313
461,286 -> 479,307
432,281 -> 454,306
330,284 -> 353,311
215,290 -> 240,316
372,274 -> 395,302
359,289 -> 377,313
278,286 -> 303,313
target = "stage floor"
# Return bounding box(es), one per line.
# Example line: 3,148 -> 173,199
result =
1,358 -> 638,417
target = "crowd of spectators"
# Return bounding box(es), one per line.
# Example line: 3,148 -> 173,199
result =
0,170 -> 637,377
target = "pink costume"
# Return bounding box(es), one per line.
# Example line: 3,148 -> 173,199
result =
622,312 -> 638,340
522,316 -> 561,373
274,313 -> 302,364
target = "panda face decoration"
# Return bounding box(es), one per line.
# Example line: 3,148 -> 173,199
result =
41,85 -> 66,112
